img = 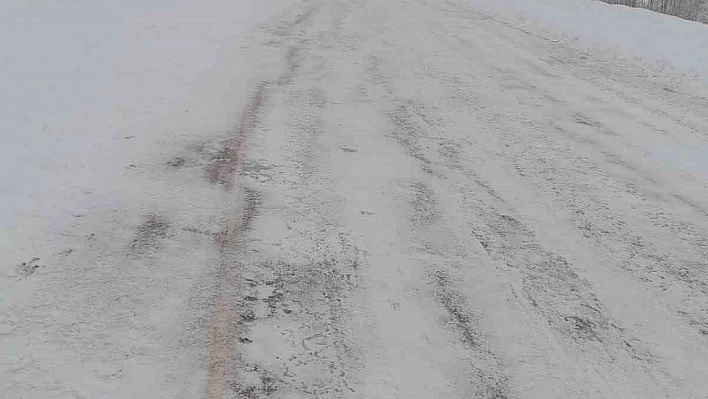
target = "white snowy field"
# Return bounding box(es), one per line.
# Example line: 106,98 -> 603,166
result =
1,0 -> 297,264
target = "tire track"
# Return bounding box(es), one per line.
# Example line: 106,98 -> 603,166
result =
402,178 -> 517,398
392,114 -> 520,398
401,1 -> 708,344
431,268 -> 515,399
380,73 -> 675,394
509,141 -> 708,339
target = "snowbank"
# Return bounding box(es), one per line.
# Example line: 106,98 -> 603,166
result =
468,0 -> 708,183
471,0 -> 708,83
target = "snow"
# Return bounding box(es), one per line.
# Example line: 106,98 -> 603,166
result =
470,0 -> 708,183
474,0 -> 708,82
651,143 -> 708,181
0,0 -> 297,262
3,0 -> 708,397
4,0 -> 708,260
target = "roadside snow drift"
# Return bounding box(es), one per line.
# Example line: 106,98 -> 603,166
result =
473,0 -> 708,82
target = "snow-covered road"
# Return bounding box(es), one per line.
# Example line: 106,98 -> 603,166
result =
3,0 -> 708,397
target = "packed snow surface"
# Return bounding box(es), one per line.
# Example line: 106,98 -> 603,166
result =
2,0 -> 708,398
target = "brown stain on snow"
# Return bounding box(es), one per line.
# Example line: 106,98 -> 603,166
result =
207,191 -> 262,398
205,5 -> 317,394
205,81 -> 267,399
206,83 -> 268,189
207,219 -> 240,399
